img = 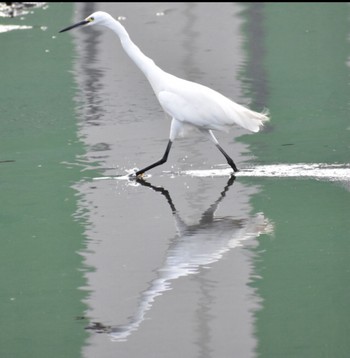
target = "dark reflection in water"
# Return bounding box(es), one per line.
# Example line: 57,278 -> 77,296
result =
239,3 -> 269,114
181,3 -> 202,81
74,2 -> 106,126
195,270 -> 214,358
85,176 -> 273,343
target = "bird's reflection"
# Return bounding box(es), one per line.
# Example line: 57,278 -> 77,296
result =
86,175 -> 273,342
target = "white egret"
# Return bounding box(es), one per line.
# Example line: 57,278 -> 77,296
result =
59,11 -> 269,176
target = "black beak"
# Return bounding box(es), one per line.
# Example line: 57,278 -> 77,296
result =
59,19 -> 89,33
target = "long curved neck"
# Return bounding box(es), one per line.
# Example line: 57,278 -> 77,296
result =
105,18 -> 163,80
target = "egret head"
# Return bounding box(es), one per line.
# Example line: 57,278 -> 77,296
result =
59,11 -> 114,33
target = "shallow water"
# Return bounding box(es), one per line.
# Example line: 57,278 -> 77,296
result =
1,2 -> 349,358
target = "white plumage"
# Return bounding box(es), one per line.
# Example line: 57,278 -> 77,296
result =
60,11 -> 269,176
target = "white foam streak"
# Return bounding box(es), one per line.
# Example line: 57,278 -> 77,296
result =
183,163 -> 350,181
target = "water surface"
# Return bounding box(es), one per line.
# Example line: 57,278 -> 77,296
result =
1,2 -> 349,358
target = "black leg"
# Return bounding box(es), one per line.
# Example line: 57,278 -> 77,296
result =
215,144 -> 239,172
135,140 -> 173,176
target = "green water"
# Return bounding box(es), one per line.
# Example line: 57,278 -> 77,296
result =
244,3 -> 350,165
252,179 -> 350,357
244,3 -> 350,357
0,4 -> 88,357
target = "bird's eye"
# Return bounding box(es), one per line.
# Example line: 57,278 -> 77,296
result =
89,17 -> 94,22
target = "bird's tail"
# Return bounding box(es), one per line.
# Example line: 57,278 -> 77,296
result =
236,106 -> 270,133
